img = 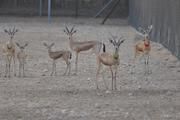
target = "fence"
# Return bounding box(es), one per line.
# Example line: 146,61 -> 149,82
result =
0,0 -> 128,18
129,0 -> 180,59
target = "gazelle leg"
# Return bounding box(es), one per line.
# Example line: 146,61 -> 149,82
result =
114,66 -> 118,90
75,52 -> 79,75
63,62 -> 68,75
147,55 -> 151,74
96,59 -> 101,90
19,63 -> 21,77
23,63 -> 25,77
13,55 -> 16,76
101,67 -> 108,90
146,56 -> 148,75
54,61 -> 57,76
5,61 -> 8,77
132,51 -> 138,74
8,57 -> 12,78
144,55 -> 147,75
8,61 -> 11,78
68,61 -> 71,75
51,60 -> 55,76
110,66 -> 113,90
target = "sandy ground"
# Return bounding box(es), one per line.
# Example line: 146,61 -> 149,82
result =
0,17 -> 180,120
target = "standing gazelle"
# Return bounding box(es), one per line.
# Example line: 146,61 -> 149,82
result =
43,42 -> 72,76
16,42 -> 28,77
133,25 -> 153,75
96,35 -> 125,90
2,27 -> 18,77
64,26 -> 105,75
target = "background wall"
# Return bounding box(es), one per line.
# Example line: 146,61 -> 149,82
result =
129,0 -> 180,59
0,0 -> 128,18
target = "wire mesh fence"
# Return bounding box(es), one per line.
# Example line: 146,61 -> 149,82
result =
0,0 -> 128,17
129,0 -> 180,59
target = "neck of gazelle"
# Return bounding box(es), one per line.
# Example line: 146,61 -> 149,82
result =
144,38 -> 150,47
7,39 -> 14,49
69,35 -> 75,49
48,48 -> 52,55
113,50 -> 119,60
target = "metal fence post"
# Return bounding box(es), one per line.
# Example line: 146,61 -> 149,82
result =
48,0 -> 52,23
39,0 -> 42,16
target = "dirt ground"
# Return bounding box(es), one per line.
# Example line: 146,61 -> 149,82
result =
0,17 -> 180,120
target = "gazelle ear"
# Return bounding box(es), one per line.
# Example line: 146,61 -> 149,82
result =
24,42 -> 28,47
50,43 -> 55,47
4,29 -> 8,33
15,42 -> 20,48
109,39 -> 115,46
118,39 -> 125,46
120,39 -> 125,44
73,30 -> 77,34
15,29 -> 19,33
43,42 -> 48,47
109,39 -> 113,43
63,29 -> 67,33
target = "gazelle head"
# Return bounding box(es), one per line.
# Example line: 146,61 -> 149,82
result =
4,26 -> 19,40
43,42 -> 55,51
109,35 -> 125,59
138,25 -> 153,39
64,26 -> 77,40
109,35 -> 125,51
138,25 -> 153,46
16,42 -> 28,51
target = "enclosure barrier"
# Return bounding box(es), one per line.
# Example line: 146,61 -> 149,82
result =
129,0 -> 180,59
0,0 -> 128,18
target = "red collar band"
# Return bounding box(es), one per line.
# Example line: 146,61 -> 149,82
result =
144,42 -> 150,47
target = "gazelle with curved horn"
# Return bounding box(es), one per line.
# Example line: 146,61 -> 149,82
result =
64,26 -> 105,75
2,26 -> 18,77
96,35 -> 125,90
133,25 -> 153,75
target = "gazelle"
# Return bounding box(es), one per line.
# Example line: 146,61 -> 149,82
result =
2,27 -> 18,77
96,35 -> 125,90
43,42 -> 72,76
64,26 -> 105,75
16,42 -> 28,77
133,25 -> 153,75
